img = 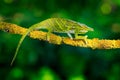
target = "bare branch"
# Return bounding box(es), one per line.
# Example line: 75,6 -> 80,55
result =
0,22 -> 120,49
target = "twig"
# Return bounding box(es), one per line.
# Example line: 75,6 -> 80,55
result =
0,22 -> 120,49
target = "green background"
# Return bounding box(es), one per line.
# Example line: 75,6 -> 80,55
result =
0,0 -> 120,80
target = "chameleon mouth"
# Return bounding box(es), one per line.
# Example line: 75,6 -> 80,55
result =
80,30 -> 88,33
88,27 -> 94,31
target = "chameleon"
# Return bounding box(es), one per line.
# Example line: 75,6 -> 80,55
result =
10,18 -> 94,65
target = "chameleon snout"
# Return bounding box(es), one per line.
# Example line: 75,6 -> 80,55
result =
88,27 -> 94,31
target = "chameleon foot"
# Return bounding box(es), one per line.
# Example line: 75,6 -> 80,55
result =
75,35 -> 88,44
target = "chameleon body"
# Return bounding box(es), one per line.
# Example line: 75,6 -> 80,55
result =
10,18 -> 94,65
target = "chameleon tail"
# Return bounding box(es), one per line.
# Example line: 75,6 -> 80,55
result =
10,29 -> 31,66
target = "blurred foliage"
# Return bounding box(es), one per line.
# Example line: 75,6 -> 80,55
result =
0,0 -> 120,80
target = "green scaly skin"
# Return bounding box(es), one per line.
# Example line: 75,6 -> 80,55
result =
10,18 -> 94,65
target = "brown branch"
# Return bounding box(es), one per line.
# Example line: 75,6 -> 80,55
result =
0,22 -> 120,49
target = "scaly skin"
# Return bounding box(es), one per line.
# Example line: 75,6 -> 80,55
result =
10,18 -> 94,65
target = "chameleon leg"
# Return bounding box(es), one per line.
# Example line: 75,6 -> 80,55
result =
67,32 -> 73,39
47,29 -> 52,41
75,33 -> 88,44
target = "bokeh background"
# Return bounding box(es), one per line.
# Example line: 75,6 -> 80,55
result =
0,0 -> 120,80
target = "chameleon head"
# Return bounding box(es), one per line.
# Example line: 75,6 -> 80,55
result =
78,23 -> 94,33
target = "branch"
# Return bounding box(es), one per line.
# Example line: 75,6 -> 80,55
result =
0,22 -> 120,49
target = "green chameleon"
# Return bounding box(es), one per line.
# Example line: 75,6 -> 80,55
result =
10,18 -> 94,65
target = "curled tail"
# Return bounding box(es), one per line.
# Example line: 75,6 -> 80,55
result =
10,29 -> 32,66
